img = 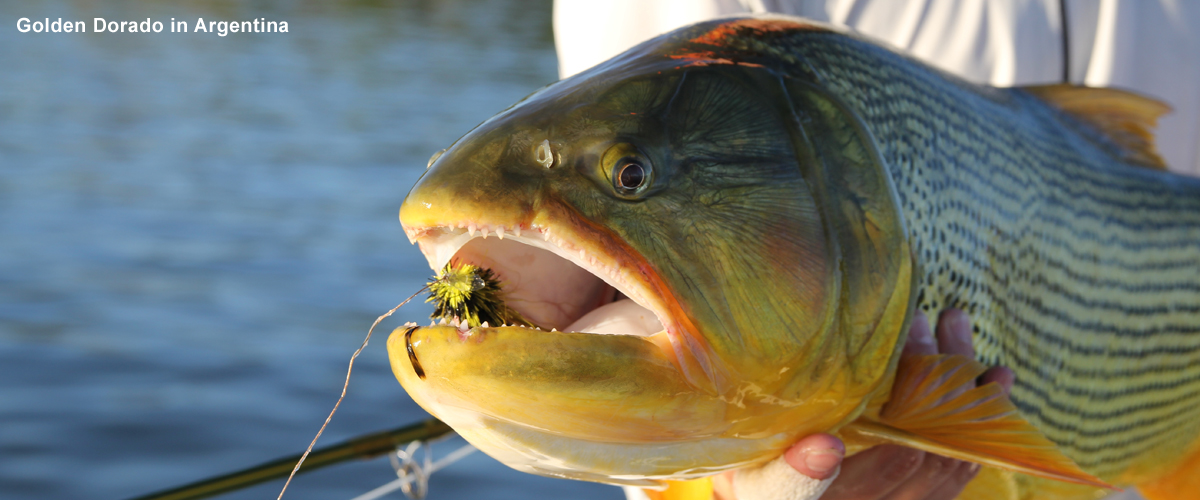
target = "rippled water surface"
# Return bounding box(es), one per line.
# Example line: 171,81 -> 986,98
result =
0,1 -> 620,498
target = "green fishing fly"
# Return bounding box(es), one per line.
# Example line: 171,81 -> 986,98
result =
426,261 -> 538,329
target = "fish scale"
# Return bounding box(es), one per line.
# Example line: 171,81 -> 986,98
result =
779,31 -> 1200,481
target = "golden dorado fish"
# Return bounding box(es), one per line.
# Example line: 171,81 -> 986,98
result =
387,16 -> 1200,500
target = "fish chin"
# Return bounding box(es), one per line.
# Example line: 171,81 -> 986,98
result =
397,374 -> 788,487
412,224 -> 666,336
452,416 -> 791,487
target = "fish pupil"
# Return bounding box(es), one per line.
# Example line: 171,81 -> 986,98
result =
617,161 -> 645,191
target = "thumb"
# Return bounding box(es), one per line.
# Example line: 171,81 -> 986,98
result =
733,434 -> 844,500
784,433 -> 845,480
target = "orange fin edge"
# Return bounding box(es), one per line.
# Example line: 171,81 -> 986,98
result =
1022,84 -> 1170,170
843,354 -> 1115,490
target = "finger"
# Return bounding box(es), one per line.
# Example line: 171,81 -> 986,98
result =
980,366 -> 1015,394
713,470 -> 736,500
920,461 -> 982,500
821,445 -> 924,500
734,453 -> 839,500
715,435 -> 845,500
782,433 -> 845,480
932,308 -> 976,401
935,309 -> 973,358
876,454 -> 961,500
903,311 -> 937,357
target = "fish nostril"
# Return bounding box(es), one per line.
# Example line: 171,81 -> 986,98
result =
404,326 -> 426,380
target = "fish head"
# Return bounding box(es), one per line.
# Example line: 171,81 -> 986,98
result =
391,18 -> 914,485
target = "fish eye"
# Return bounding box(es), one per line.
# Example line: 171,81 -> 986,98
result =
602,142 -> 653,198
614,160 -> 646,193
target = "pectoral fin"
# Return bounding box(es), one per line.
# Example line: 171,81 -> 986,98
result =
842,354 -> 1114,489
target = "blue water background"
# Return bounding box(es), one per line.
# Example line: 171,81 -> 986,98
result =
0,1 -> 621,498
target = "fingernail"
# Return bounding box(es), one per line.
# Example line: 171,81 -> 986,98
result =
945,309 -> 969,333
805,449 -> 843,474
911,328 -> 933,345
909,315 -> 933,344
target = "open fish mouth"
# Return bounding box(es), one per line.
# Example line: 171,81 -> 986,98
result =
389,220 -> 765,487
404,222 -> 667,338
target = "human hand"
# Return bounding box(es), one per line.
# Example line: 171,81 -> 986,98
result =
815,309 -> 1014,500
715,309 -> 1015,500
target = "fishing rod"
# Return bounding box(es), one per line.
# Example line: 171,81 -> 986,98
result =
126,418 -> 453,500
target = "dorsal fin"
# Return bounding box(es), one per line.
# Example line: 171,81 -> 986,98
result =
1022,84 -> 1171,170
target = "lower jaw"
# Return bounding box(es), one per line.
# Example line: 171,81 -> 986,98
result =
389,340 -> 785,487
450,413 -> 790,487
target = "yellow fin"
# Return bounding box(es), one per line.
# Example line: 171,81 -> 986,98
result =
957,467 -> 1020,500
642,478 -> 713,500
1022,84 -> 1170,170
1139,432 -> 1200,500
842,354 -> 1114,490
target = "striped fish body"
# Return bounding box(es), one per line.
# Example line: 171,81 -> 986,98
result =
391,16 -> 1200,499
759,21 -> 1200,497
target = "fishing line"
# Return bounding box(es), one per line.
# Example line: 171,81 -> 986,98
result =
276,285 -> 429,500
351,440 -> 478,500
277,262 -> 514,499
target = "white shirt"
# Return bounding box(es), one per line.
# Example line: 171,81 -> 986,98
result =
554,0 -> 1200,176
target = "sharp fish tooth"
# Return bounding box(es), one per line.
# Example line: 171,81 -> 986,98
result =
496,227 -> 504,239
438,318 -> 447,325
543,230 -> 551,241
481,227 -> 490,238
481,321 -> 490,328
467,224 -> 477,236
512,227 -> 521,237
